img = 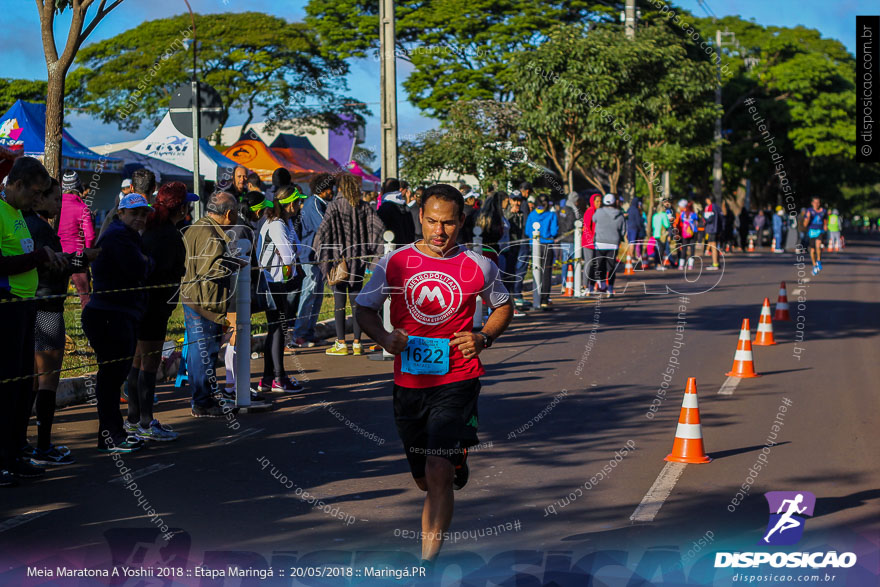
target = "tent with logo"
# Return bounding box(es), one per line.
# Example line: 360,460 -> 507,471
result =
269,134 -> 339,177
0,100 -> 122,172
108,148 -> 200,187
222,129 -> 307,182
129,112 -> 237,183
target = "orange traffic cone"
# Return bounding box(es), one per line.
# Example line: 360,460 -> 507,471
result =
563,263 -> 574,297
665,377 -> 711,464
726,319 -> 761,378
747,239 -> 755,252
623,255 -> 636,275
754,298 -> 776,346
774,282 -> 791,321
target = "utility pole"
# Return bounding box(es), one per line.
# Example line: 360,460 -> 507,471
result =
714,30 -> 737,203
621,0 -> 636,202
379,0 -> 399,181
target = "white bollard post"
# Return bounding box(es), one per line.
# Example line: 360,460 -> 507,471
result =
573,220 -> 584,297
234,263 -> 251,408
472,226 -> 483,328
531,222 -> 542,308
370,231 -> 396,361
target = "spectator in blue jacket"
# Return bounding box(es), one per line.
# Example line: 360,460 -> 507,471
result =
526,195 -> 558,309
625,196 -> 646,263
81,194 -> 154,454
291,173 -> 335,347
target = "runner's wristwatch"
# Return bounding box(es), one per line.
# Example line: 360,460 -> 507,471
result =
477,332 -> 493,348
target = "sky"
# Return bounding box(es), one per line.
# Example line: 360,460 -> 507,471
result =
0,0 -> 871,157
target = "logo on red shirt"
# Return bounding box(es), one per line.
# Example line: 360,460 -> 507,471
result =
405,271 -> 463,325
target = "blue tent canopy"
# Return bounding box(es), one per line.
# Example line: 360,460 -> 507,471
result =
0,100 -> 122,172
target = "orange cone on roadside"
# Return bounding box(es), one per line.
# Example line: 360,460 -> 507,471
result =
563,263 -> 574,297
774,282 -> 791,321
754,298 -> 777,346
665,377 -> 711,464
623,255 -> 636,275
726,319 -> 761,378
748,238 -> 755,252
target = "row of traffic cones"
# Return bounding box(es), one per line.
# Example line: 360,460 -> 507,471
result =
663,282 -> 792,464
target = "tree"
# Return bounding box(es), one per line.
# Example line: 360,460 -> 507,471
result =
67,12 -> 366,142
304,0 -> 618,118
37,0 -> 125,178
0,79 -> 48,114
399,100 -> 532,192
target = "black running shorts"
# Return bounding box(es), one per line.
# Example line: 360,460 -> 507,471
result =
393,378 -> 481,479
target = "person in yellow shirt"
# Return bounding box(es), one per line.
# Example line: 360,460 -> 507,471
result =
0,156 -> 66,487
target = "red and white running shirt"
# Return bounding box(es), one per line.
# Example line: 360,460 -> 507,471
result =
356,243 -> 510,388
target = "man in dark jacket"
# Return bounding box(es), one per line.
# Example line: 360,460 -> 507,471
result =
292,172 -> 335,346
377,178 -> 415,246
625,196 -> 646,264
503,193 -> 529,310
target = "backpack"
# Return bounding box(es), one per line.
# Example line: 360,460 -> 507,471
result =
681,213 -> 695,239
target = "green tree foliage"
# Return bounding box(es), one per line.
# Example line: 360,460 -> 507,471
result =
399,100 -> 532,191
0,79 -> 48,113
67,12 -> 365,139
304,0 -> 618,118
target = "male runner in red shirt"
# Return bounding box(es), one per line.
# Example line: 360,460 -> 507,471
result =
356,183 -> 513,567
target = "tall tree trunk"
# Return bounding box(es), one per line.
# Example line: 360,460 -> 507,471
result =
44,66 -> 67,180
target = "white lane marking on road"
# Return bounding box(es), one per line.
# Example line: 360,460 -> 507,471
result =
630,461 -> 688,523
109,463 -> 175,485
217,427 -> 264,446
0,510 -> 52,534
718,376 -> 741,396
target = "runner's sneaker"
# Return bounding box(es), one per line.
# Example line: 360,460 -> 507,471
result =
20,443 -> 37,459
706,264 -> 719,271
273,377 -> 303,393
513,309 -> 526,318
453,449 -> 469,491
352,342 -> 363,356
817,261 -> 823,271
325,340 -> 349,356
294,337 -> 316,348
8,458 -> 46,478
0,469 -> 18,487
97,436 -> 144,454
30,445 -> 75,466
812,266 -> 819,275
124,420 -> 138,434
136,420 -> 178,442
191,404 -> 234,418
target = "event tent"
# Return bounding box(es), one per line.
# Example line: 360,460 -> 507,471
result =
108,148 -> 201,186
0,100 -> 122,172
344,160 -> 380,191
222,130 -> 307,182
129,112 -> 237,183
269,134 -> 339,177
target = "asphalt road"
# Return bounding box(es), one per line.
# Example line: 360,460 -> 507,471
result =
1,236 -> 878,586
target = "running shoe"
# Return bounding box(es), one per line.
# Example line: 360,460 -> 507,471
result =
706,265 -> 719,271
352,342 -> 363,356
325,340 -> 349,356
513,309 -> 526,318
273,377 -> 303,393
812,266 -> 819,275
453,449 -> 469,491
540,303 -> 550,311
255,379 -> 272,393
0,469 -> 17,487
20,443 -> 37,459
8,458 -> 46,478
97,436 -> 144,454
30,445 -> 75,466
817,261 -> 823,271
191,404 -> 234,418
136,420 -> 178,442
293,337 -> 316,348
124,420 -> 138,434
606,288 -> 615,298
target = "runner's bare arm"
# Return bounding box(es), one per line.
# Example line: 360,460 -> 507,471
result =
355,306 -> 409,354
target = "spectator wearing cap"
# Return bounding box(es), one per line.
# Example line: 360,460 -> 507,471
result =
125,182 -> 199,442
117,178 -> 133,204
378,177 -> 416,246
180,191 -> 249,419
81,192 -> 155,453
592,193 -> 626,297
59,170 -> 96,308
0,157 -> 66,486
456,186 -> 479,245
503,192 -> 529,311
526,194 -> 559,309
292,173 -> 335,347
